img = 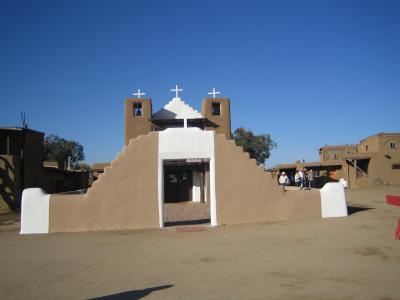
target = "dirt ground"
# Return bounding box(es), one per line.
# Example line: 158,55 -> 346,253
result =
0,186 -> 399,300
163,202 -> 210,226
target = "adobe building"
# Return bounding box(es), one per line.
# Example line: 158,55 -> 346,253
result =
20,87 -> 347,234
322,132 -> 400,189
91,162 -> 110,182
0,128 -> 46,213
276,132 -> 400,189
0,127 -> 89,214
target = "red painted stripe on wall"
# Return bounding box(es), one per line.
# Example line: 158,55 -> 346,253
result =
387,195 -> 400,207
394,219 -> 400,240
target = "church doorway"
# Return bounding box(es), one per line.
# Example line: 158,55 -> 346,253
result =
162,159 -> 210,226
164,168 -> 193,202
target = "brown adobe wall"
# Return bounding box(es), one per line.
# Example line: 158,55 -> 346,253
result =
359,134 -> 400,153
367,152 -> 400,186
344,152 -> 400,189
48,132 -> 159,232
214,134 -> 321,225
320,145 -> 358,162
358,136 -> 380,153
335,166 -> 348,182
202,98 -> 231,139
124,98 -> 153,146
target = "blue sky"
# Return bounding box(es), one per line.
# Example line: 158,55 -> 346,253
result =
1,0 -> 399,167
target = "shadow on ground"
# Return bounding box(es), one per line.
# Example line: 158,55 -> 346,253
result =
164,218 -> 210,227
88,284 -> 174,300
347,205 -> 375,215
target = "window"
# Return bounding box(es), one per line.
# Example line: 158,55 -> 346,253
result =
392,164 -> 400,170
365,145 -> 368,152
0,136 -> 7,155
133,103 -> 142,116
389,141 -> 397,149
212,102 -> 221,115
329,151 -> 338,160
0,135 -> 16,155
356,159 -> 370,177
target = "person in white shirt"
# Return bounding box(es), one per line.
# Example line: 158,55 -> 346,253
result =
307,169 -> 315,188
294,171 -> 300,186
279,172 -> 290,186
299,169 -> 306,189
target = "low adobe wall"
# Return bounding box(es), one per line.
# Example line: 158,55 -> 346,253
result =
214,134 -> 322,225
21,131 -> 347,234
48,132 -> 159,232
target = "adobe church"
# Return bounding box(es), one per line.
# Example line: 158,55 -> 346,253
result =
21,86 -> 347,233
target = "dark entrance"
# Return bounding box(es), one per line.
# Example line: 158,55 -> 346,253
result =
164,168 -> 193,203
163,159 -> 210,226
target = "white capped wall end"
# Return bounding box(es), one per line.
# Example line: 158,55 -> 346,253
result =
20,188 -> 50,234
320,183 -> 348,218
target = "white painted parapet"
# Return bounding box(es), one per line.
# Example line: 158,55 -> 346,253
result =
320,182 -> 348,218
20,188 -> 50,234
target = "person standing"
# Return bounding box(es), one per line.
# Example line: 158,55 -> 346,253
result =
307,169 -> 315,188
295,171 -> 300,187
279,172 -> 290,187
299,169 -> 306,190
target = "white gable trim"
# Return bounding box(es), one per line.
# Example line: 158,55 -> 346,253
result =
152,98 -> 203,120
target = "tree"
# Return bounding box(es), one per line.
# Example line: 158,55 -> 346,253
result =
44,134 -> 85,169
233,127 -> 277,165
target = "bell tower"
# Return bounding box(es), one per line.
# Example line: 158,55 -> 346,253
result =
124,96 -> 152,146
202,98 -> 231,139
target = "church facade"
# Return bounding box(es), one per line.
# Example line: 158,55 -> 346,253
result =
20,87 -> 347,233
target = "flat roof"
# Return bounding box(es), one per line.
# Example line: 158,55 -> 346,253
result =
319,144 -> 357,150
319,132 -> 400,150
0,127 -> 44,135
359,132 -> 400,143
343,154 -> 371,160
276,161 -> 343,169
43,166 -> 87,173
92,162 -> 111,171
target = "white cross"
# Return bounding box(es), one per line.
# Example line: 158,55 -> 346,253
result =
208,88 -> 221,98
133,89 -> 146,98
170,84 -> 183,98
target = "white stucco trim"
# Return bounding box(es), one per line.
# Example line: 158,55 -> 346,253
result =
320,182 -> 348,218
152,97 -> 203,120
192,171 -> 201,202
209,156 -> 217,225
157,157 -> 164,227
158,128 -> 217,226
20,188 -> 50,234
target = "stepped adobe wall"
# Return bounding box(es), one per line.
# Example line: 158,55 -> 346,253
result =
214,134 -> 321,225
48,132 -> 159,232
22,130 -> 333,234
